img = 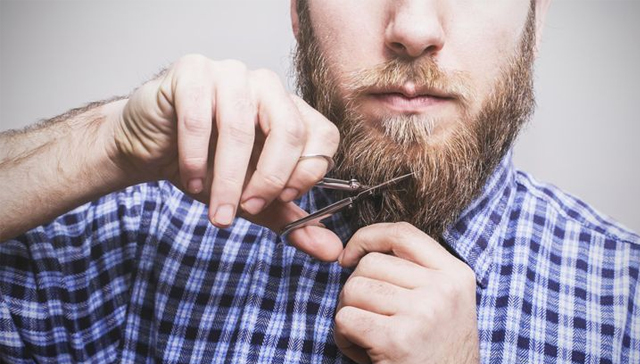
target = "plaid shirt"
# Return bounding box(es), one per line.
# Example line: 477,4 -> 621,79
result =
1,151 -> 639,363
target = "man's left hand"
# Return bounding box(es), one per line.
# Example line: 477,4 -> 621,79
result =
334,222 -> 480,364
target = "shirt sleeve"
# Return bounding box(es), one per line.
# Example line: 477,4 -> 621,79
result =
0,182 -> 165,363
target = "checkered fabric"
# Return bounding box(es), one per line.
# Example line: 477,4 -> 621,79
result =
1,151 -> 639,363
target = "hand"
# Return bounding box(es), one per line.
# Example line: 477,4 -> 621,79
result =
111,54 -> 342,260
334,222 -> 480,364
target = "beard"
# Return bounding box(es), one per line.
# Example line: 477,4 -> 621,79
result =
294,2 -> 536,239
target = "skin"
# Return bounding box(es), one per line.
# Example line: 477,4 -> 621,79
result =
0,58 -> 344,261
0,0 -> 550,362
294,0 -> 549,130
336,222 -> 480,364
290,0 -> 551,362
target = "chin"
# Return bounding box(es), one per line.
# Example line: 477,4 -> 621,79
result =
356,112 -> 463,149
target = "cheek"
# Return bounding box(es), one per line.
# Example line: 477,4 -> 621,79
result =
441,3 -> 530,109
308,1 -> 387,92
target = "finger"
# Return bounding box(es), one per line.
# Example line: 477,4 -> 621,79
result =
333,301 -> 369,363
335,342 -> 369,364
278,95 -> 340,203
351,252 -> 431,289
208,62 -> 256,227
173,62 -> 214,195
340,276 -> 407,315
339,222 -> 457,270
334,306 -> 389,359
239,69 -> 306,214
241,200 -> 344,262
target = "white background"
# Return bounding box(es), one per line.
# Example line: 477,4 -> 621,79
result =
1,0 -> 638,232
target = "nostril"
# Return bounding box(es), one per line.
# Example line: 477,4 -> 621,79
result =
424,44 -> 440,56
390,42 -> 406,52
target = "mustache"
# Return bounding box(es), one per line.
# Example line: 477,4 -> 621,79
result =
344,58 -> 474,106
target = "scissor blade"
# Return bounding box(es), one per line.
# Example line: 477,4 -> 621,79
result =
355,172 -> 414,200
279,197 -> 355,236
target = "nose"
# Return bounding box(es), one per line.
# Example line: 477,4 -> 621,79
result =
384,1 -> 445,58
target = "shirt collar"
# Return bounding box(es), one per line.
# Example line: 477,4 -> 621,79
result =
303,150 -> 517,287
441,150 -> 517,287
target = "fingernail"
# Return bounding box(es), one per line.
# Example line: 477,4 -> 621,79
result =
188,179 -> 203,194
214,204 -> 235,226
241,197 -> 266,215
337,250 -> 345,265
280,188 -> 300,202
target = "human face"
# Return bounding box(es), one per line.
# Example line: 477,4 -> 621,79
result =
292,0 -> 549,236
295,0 -> 546,135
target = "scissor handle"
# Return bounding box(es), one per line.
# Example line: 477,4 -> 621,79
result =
279,197 -> 354,236
315,178 -> 362,191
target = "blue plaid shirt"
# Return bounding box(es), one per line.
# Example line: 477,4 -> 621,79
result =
1,151 -> 639,363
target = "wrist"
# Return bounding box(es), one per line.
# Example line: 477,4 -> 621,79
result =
99,98 -> 148,187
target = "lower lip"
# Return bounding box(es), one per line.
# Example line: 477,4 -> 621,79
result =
370,93 -> 451,112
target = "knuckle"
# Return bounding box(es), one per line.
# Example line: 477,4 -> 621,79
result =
389,324 -> 412,355
252,68 -> 281,83
158,76 -> 174,101
334,306 -> 355,329
320,122 -> 340,149
217,59 -> 248,73
259,171 -> 288,191
182,114 -> 211,134
289,94 -> 305,105
344,276 -> 366,297
430,295 -> 450,319
339,286 -> 353,305
334,308 -> 348,328
282,119 -> 305,144
393,221 -> 417,236
232,96 -> 256,113
370,280 -> 392,298
438,279 -> 461,301
395,221 -> 415,232
177,53 -> 208,67
220,122 -> 254,145
215,173 -> 244,192
181,156 -> 207,172
460,265 -> 477,287
414,296 -> 436,322
390,221 -> 415,240
294,163 -> 326,185
359,252 -> 383,271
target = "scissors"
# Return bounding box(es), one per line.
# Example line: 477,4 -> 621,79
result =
279,172 -> 414,236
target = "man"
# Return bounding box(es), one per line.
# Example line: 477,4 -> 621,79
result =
1,0 -> 638,363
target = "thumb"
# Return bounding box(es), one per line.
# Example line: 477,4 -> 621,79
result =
244,200 -> 344,262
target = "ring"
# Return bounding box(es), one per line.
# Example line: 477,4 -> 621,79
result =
299,154 -> 335,173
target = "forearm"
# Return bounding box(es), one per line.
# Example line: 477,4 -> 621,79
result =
0,98 -> 142,241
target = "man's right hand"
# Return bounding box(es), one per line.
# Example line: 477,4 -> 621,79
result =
111,54 -> 343,260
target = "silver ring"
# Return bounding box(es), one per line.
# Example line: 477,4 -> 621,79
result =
299,154 -> 335,173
